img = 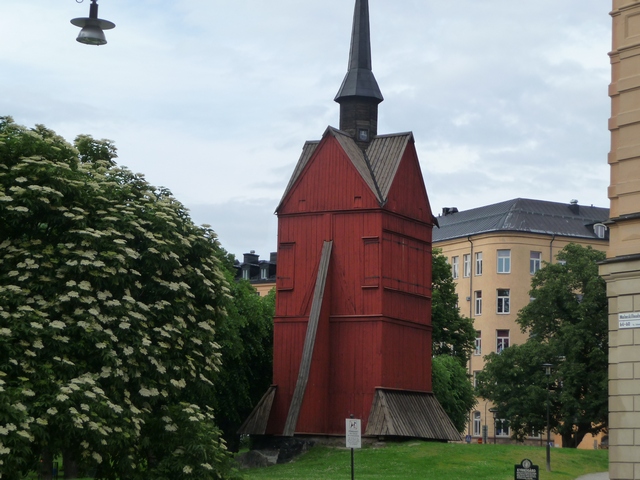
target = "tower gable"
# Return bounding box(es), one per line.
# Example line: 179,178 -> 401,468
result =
276,129 -> 381,215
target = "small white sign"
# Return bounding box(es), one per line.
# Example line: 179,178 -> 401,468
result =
345,418 -> 361,449
619,312 -> 640,330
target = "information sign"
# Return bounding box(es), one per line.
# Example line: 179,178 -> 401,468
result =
346,418 -> 361,449
514,458 -> 539,480
619,312 -> 640,329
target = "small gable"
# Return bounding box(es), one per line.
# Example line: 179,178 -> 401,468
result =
276,128 -> 381,215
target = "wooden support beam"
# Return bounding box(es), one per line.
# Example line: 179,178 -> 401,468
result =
283,240 -> 333,436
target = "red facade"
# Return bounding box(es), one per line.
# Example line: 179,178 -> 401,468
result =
266,128 -> 435,436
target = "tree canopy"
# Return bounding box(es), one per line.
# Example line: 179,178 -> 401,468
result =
0,117 -> 240,479
476,244 -> 608,447
431,355 -> 476,433
430,248 -> 477,432
431,248 -> 476,365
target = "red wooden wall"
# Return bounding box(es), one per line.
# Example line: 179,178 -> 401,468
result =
268,132 -> 434,435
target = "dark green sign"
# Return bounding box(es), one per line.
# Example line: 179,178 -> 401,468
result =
514,459 -> 539,480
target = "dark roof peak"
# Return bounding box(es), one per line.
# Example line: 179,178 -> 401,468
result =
334,0 -> 383,103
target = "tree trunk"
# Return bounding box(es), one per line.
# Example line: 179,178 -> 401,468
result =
63,450 -> 80,479
40,450 -> 54,480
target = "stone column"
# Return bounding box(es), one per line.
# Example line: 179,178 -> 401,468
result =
602,2 -> 640,478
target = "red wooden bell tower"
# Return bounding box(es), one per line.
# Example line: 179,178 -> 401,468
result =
241,0 -> 459,441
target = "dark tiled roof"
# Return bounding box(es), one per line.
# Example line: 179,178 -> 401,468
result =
334,0 -> 383,102
432,198 -> 610,242
277,127 -> 413,211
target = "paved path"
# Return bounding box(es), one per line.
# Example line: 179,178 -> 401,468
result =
575,473 -> 608,480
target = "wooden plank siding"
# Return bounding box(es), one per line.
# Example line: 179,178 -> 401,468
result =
255,127 -> 454,439
283,241 -> 333,436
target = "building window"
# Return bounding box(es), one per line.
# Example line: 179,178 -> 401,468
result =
474,331 -> 482,355
463,254 -> 471,277
260,266 -> 268,280
452,256 -> 459,279
475,252 -> 483,276
496,329 -> 510,353
473,412 -> 482,436
593,223 -> 607,239
242,267 -> 250,280
497,289 -> 510,314
473,370 -> 481,388
474,291 -> 482,316
497,250 -> 511,273
530,251 -> 542,275
496,419 -> 510,437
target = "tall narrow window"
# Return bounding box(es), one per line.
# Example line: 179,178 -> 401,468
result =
473,411 -> 482,436
474,291 -> 482,316
452,256 -> 459,279
473,371 -> 481,388
496,329 -> 510,353
463,254 -> 471,277
497,289 -> 510,314
530,251 -> 542,275
475,252 -> 483,276
497,250 -> 511,273
474,331 -> 482,355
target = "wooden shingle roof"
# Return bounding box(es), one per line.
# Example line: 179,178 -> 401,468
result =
276,127 -> 413,212
365,388 -> 462,441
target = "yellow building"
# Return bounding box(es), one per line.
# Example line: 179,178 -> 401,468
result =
433,198 -> 609,445
235,251 -> 276,297
601,2 -> 640,478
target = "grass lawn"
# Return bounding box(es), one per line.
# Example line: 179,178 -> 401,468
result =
241,442 -> 608,480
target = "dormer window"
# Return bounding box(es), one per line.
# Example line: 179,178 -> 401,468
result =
242,267 -> 250,280
261,266 -> 268,280
593,223 -> 607,239
357,128 -> 369,142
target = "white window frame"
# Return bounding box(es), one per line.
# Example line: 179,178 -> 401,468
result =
473,412 -> 482,436
473,371 -> 480,388
452,256 -> 459,279
496,329 -> 510,353
496,419 -> 510,437
242,267 -> 250,280
475,252 -> 483,276
474,330 -> 482,356
530,251 -> 542,275
497,249 -> 511,274
474,291 -> 482,316
497,289 -> 510,314
463,254 -> 471,278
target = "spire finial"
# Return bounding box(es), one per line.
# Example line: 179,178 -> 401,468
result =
335,0 -> 383,103
335,0 -> 383,147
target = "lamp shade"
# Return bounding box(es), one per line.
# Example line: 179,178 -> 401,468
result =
70,1 -> 115,46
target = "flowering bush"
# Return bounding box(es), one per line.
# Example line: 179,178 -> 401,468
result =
0,117 -> 240,479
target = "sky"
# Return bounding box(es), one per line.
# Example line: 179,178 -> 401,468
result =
1,0 -> 613,261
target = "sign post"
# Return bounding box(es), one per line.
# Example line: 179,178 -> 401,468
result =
514,458 -> 539,480
346,417 -> 361,480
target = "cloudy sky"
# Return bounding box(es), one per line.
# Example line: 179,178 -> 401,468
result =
1,0 -> 612,260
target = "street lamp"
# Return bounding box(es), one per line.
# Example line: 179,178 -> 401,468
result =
489,407 -> 498,445
542,363 -> 553,472
71,0 -> 115,46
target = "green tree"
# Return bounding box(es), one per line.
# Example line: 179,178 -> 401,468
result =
431,249 -> 476,365
430,249 -> 477,432
213,250 -> 274,451
431,355 -> 476,433
0,117 -> 240,479
477,243 -> 608,447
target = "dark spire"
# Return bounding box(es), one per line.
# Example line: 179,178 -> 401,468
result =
335,0 -> 383,148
